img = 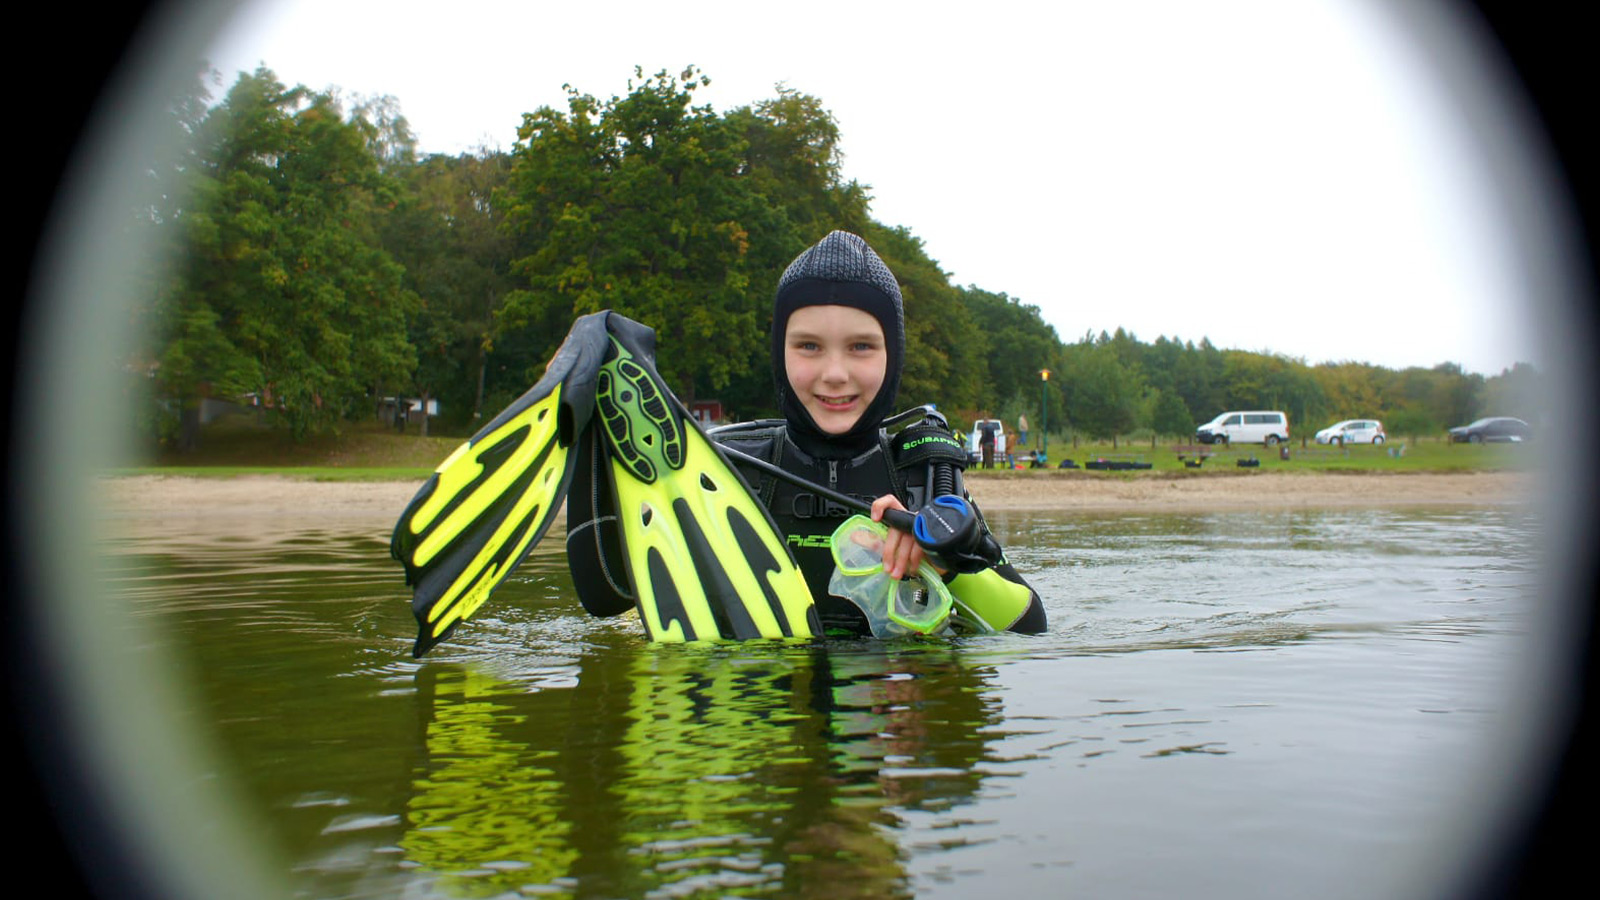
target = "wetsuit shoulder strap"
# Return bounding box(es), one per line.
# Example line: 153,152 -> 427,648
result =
890,418 -> 967,471
710,419 -> 786,506
889,410 -> 968,501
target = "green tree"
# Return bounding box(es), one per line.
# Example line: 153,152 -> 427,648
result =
1138,336 -> 1184,398
1220,351 -> 1272,409
500,67 -> 783,400
1431,362 -> 1484,429
348,93 -> 418,172
1387,366 -> 1448,436
727,87 -> 871,246
1386,405 -> 1436,441
716,87 -> 873,418
1313,362 -> 1383,423
958,286 -> 1060,414
383,149 -> 514,431
863,223 -> 986,414
1149,387 -> 1194,438
1482,362 -> 1544,424
127,61 -> 222,447
1173,338 -> 1226,424
1063,336 -> 1144,443
158,67 -> 417,442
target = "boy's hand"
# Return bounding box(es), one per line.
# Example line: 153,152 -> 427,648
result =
869,495 -> 944,580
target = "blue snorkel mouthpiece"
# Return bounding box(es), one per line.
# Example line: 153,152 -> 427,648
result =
912,495 -> 1002,574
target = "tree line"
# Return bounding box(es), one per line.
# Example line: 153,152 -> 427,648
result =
132,64 -> 1541,450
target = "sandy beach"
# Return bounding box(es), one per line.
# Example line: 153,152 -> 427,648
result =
100,470 -> 1529,521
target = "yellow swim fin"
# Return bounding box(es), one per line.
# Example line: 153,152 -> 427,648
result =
594,316 -> 820,642
392,313 -> 610,657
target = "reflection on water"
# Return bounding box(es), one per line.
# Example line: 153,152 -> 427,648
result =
395,644 -> 998,899
100,504 -> 1543,898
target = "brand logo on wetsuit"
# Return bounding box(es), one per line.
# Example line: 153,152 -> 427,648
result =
901,435 -> 962,450
785,533 -> 832,549
786,492 -> 876,519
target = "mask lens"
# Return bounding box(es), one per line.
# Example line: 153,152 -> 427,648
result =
833,523 -> 888,576
829,515 -> 954,636
888,575 -> 949,631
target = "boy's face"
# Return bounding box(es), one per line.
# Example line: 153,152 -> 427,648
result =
784,305 -> 887,435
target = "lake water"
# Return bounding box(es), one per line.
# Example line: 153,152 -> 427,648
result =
89,502 -> 1559,899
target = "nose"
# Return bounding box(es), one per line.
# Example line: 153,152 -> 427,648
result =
820,350 -> 849,384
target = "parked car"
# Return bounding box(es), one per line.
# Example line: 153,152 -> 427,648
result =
1314,419 -> 1387,445
1195,410 -> 1290,446
1448,417 -> 1531,443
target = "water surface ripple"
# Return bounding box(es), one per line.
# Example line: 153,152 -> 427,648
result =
102,505 -> 1543,899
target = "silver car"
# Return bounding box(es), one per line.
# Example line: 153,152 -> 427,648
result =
1314,419 -> 1387,445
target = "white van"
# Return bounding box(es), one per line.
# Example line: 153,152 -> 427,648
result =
1195,411 -> 1290,446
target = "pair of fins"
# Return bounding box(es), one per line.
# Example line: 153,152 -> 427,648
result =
391,312 -> 821,657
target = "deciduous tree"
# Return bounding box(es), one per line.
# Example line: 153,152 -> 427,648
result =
383,149 -> 513,430
501,67 -> 779,400
157,67 -> 417,442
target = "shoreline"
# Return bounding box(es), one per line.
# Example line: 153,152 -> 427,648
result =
98,470 -> 1530,519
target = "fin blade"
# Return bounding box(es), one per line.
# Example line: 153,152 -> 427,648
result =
393,313 -> 612,656
596,326 -> 816,643
397,410 -> 574,656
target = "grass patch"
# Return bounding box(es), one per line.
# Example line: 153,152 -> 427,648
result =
133,414 -> 1529,480
142,416 -> 463,471
110,465 -> 436,482
979,437 -> 1531,475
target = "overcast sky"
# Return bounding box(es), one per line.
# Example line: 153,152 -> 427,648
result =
203,0 -> 1565,376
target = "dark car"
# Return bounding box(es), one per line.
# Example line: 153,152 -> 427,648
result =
1448,417 -> 1532,443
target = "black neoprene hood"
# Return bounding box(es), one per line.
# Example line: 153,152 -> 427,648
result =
770,231 -> 906,454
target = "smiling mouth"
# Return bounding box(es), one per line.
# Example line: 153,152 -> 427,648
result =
816,395 -> 857,409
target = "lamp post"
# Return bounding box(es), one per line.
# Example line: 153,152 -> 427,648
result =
1040,368 -> 1050,460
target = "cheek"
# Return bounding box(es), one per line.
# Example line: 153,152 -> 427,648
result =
784,351 -> 813,391
856,356 -> 887,395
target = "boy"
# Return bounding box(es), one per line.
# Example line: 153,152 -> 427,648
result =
711,231 -> 1047,636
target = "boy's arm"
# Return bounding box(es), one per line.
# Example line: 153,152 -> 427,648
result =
948,495 -> 1048,634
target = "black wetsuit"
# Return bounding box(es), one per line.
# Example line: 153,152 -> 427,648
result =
565,410 -> 1047,637
709,415 -> 1047,636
